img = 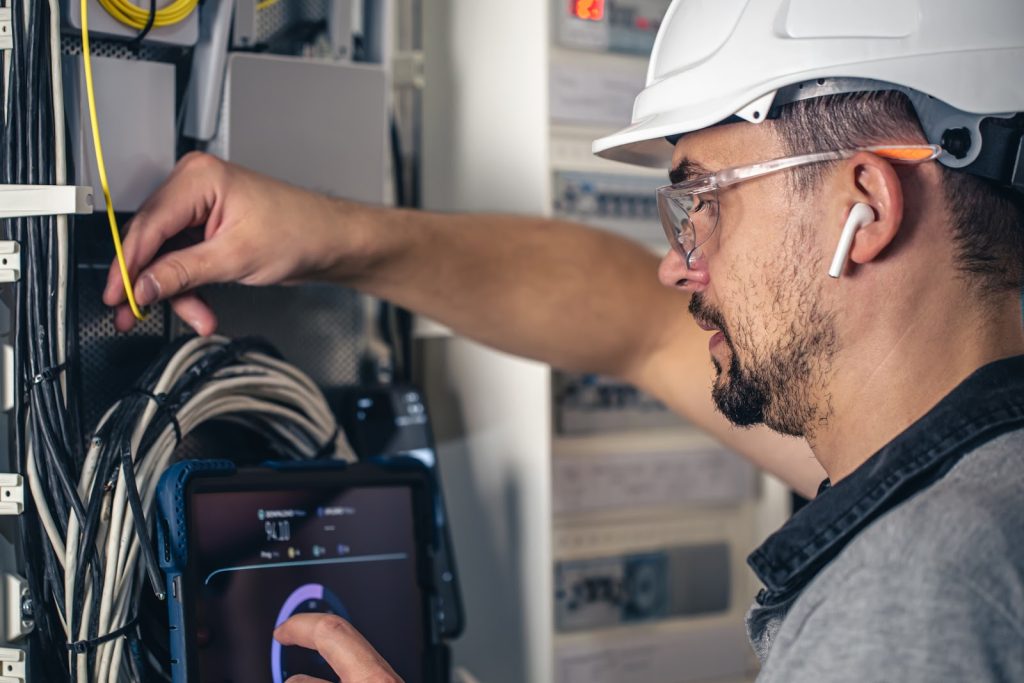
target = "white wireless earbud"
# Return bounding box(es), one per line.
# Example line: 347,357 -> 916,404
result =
828,202 -> 874,279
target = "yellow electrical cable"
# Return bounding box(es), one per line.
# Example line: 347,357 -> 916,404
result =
81,0 -> 146,321
255,0 -> 281,11
96,0 -> 198,30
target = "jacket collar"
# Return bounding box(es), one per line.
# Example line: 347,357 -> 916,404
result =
748,354 -> 1024,604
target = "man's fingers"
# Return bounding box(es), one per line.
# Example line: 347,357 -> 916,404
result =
284,676 -> 333,683
132,240 -> 234,307
274,614 -> 401,683
112,287 -> 218,336
169,293 -> 219,336
113,303 -> 138,333
103,153 -> 222,306
111,240 -> 225,335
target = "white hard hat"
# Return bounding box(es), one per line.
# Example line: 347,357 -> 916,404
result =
593,0 -> 1024,191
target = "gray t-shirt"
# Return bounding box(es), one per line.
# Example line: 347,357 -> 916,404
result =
752,429 -> 1024,682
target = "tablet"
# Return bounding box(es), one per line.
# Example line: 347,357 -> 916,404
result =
156,458 -> 449,683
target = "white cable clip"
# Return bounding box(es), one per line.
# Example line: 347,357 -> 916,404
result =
2,574 -> 31,642
0,647 -> 25,683
0,475 -> 24,516
0,243 -> 20,283
0,8 -> 11,51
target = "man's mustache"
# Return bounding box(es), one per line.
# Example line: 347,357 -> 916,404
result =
689,293 -> 732,343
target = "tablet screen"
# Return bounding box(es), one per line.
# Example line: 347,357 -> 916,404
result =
187,483 -> 426,682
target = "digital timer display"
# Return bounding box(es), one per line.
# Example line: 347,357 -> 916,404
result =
573,0 -> 605,21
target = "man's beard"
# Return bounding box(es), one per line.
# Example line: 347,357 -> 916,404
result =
689,288 -> 837,438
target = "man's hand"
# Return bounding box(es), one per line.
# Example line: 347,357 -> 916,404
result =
273,613 -> 402,683
102,152 -> 370,335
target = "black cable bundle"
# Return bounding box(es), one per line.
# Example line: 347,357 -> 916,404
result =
1,0 -> 85,678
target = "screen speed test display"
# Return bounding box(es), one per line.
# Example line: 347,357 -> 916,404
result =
189,485 -> 425,682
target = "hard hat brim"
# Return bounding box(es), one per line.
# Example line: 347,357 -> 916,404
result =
592,92 -> 773,168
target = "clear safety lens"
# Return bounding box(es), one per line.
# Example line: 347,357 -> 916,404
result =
656,187 -> 720,267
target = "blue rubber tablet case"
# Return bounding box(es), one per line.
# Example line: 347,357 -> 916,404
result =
156,457 -> 451,683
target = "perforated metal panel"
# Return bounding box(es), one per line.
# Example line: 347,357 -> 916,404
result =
254,0 -> 329,43
61,35 -> 182,62
184,284 -> 366,386
59,37 -> 181,436
75,279 -> 367,438
75,261 -> 168,437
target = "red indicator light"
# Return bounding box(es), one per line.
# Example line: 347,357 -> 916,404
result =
572,0 -> 604,21
635,16 -> 650,30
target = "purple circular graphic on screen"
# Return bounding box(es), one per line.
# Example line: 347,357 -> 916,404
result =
271,583 -> 350,683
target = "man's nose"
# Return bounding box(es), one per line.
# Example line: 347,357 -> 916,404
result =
658,248 -> 709,292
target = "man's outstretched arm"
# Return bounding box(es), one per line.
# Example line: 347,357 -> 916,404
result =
106,153 -> 825,496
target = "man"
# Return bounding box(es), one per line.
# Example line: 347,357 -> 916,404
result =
107,0 -> 1024,680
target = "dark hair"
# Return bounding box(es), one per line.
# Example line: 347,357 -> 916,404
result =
772,90 -> 1024,294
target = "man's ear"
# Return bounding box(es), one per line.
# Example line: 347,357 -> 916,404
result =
841,152 -> 904,266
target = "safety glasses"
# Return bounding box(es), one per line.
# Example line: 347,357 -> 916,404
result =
656,144 -> 942,267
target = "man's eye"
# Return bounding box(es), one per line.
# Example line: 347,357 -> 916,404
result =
692,197 -> 717,214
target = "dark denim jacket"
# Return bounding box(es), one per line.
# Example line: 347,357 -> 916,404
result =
744,354 -> 1024,659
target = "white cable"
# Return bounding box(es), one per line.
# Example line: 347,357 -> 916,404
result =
28,335 -> 353,681
26,437 -> 67,562
46,0 -> 69,392
106,393 -> 341,680
73,583 -> 96,681
96,339 -> 234,681
50,336 -> 355,681
2,48 -> 9,122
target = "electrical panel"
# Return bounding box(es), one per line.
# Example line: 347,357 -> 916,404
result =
549,59 -> 646,127
555,619 -> 754,683
420,1 -> 792,681
552,171 -> 665,248
555,0 -> 667,55
552,437 -> 758,515
555,372 -> 681,434
555,544 -> 730,632
550,428 -> 760,681
552,502 -> 761,682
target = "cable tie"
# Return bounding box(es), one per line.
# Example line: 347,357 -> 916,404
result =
105,466 -> 120,492
129,0 -> 157,47
314,428 -> 339,459
66,615 -> 139,654
129,388 -> 183,445
30,362 -> 67,386
120,442 -> 169,600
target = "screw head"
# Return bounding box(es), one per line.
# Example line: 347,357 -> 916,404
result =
941,127 -> 972,159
